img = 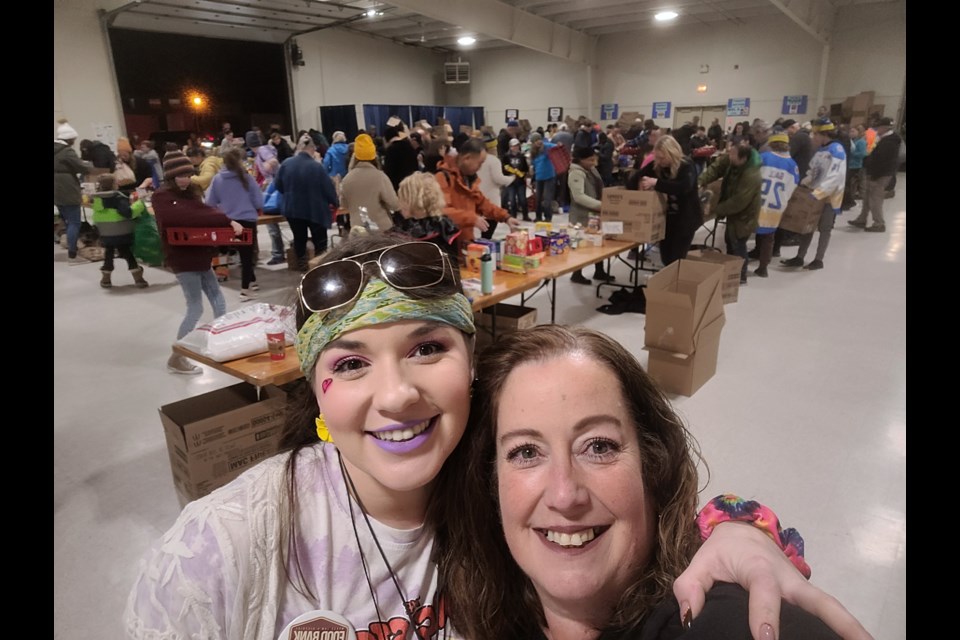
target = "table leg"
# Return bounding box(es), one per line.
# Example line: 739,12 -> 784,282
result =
550,278 -> 557,324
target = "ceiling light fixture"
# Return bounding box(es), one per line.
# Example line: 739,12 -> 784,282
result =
457,36 -> 476,46
365,9 -> 382,17
654,11 -> 678,21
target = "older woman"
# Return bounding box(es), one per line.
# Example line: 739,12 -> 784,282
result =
339,133 -> 401,231
439,325 -> 873,640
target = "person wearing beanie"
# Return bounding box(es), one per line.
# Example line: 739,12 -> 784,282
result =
322,130 -> 350,180
475,133 -> 517,239
750,131 -> 800,277
54,118 -> 102,262
274,134 -> 340,271
502,137 -> 530,221
568,145 -> 615,284
339,133 -> 400,232
497,118 -> 521,159
781,120 -> 846,270
150,150 -> 244,374
698,141 -> 762,284
245,130 -> 263,151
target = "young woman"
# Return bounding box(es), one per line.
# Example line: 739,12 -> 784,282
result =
127,235 -> 867,638
206,147 -> 264,301
439,325 -> 873,640
151,151 -> 243,374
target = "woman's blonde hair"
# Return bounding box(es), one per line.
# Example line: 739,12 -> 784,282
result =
397,172 -> 446,218
654,135 -> 684,179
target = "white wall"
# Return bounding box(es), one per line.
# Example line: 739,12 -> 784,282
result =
53,0 -> 124,147
447,47 -> 590,128
594,15 -> 827,130
292,29 -> 444,132
825,0 -> 906,120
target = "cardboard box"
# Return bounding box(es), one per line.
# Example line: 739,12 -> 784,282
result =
778,185 -> 823,234
600,187 -> 666,243
852,91 -> 875,112
842,97 -> 855,119
617,111 -> 642,130
473,238 -> 500,268
868,104 -> 885,118
159,383 -> 287,505
583,232 -> 604,247
465,243 -> 488,272
474,303 -> 537,350
644,259 -> 725,355
646,314 -> 725,396
684,249 -> 745,304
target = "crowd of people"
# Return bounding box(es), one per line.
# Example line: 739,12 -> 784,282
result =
54,109 -> 902,375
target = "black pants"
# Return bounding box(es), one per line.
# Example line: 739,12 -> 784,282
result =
287,218 -> 328,260
236,220 -> 258,289
102,244 -> 138,271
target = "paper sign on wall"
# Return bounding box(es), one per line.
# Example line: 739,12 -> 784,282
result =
652,102 -> 671,119
600,104 -> 619,120
727,98 -> 750,117
781,95 -> 808,115
93,123 -> 117,151
547,107 -> 563,123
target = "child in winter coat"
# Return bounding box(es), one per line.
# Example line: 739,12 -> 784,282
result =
91,174 -> 148,289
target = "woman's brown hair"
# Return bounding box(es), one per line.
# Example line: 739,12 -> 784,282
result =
436,325 -> 705,639
222,147 -> 250,192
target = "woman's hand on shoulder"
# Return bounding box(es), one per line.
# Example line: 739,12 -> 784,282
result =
674,522 -> 873,640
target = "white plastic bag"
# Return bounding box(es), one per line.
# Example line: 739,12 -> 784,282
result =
176,303 -> 297,362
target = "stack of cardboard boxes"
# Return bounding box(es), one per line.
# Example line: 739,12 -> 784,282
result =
643,260 -> 726,396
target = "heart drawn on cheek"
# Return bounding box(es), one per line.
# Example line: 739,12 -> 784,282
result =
321,378 -> 333,394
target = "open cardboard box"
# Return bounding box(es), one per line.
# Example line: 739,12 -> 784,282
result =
644,259 -> 725,355
159,382 -> 287,506
685,249 -> 745,304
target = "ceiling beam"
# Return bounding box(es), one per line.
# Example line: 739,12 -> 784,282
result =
767,0 -> 834,44
382,0 -> 596,64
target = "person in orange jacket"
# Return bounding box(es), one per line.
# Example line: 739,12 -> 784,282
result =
434,137 -> 521,257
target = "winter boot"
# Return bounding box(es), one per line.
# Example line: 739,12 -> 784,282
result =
130,267 -> 149,288
100,269 -> 112,289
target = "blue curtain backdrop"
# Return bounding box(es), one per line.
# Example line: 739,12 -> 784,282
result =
471,107 -> 485,128
362,105 -> 412,136
411,105 -> 442,127
444,107 -> 469,134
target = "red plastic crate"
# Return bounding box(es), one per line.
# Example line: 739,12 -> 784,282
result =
166,227 -> 253,246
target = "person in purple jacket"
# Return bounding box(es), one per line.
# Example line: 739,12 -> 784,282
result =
206,148 -> 265,302
152,151 -> 244,375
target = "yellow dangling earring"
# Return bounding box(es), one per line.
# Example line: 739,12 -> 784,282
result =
316,415 -> 334,443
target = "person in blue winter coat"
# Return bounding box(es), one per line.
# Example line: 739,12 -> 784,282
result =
322,131 -> 350,180
780,120 -> 846,271
528,132 -> 557,221
274,134 -> 340,271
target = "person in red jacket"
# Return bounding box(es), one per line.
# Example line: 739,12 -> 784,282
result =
152,151 -> 243,375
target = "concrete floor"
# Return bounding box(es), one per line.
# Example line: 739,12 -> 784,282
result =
54,175 -> 906,639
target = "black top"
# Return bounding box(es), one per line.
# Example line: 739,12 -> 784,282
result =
384,138 -> 420,191
627,158 -> 703,230
790,131 -> 814,180
864,131 -> 902,179
528,583 -> 842,640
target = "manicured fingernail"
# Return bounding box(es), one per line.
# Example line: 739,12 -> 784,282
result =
760,623 -> 775,640
681,603 -> 692,629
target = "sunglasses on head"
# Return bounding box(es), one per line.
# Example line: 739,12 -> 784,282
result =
297,241 -> 460,314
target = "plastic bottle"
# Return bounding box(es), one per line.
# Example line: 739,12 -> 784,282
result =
480,253 -> 494,295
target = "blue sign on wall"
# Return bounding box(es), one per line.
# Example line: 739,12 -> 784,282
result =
600,103 -> 619,120
652,101 -> 671,119
727,98 -> 751,117
781,95 -> 808,115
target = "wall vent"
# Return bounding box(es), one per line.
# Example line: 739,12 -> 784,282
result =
444,59 -> 470,84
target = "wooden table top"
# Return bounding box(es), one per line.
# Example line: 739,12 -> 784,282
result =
175,239 -> 638,387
